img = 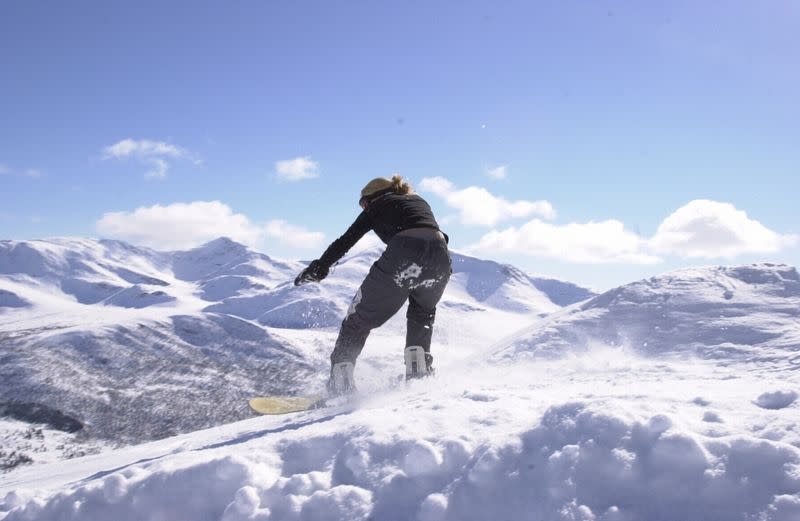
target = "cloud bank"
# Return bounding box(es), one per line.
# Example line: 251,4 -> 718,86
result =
468,219 -> 660,265
96,201 -> 324,251
419,176 -> 555,227
467,199 -> 795,264
650,199 -> 797,259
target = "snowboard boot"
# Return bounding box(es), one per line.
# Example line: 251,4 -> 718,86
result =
327,361 -> 356,397
404,346 -> 434,380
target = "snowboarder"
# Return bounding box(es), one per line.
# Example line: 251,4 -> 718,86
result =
295,175 -> 451,396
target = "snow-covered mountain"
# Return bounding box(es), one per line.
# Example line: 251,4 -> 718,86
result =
495,263 -> 800,364
0,237 -> 589,468
1,241 -> 799,520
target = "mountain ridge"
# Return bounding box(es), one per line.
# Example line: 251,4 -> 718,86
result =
494,262 -> 800,364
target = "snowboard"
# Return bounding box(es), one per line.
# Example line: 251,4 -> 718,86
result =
248,395 -> 327,415
249,375 -> 422,415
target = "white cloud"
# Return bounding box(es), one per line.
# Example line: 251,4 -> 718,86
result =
275,156 -> 319,181
467,219 -> 661,265
418,176 -> 453,194
419,176 -> 555,227
102,138 -> 195,179
650,199 -> 797,258
264,219 -> 326,249
465,199 -> 796,265
96,201 -> 262,250
96,201 -> 325,252
0,164 -> 43,178
145,158 -> 169,180
487,165 -> 507,180
103,139 -> 187,159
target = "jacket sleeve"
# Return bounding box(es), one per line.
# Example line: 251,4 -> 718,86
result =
318,211 -> 372,269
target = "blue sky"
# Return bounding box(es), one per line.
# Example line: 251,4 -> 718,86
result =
1,0 -> 798,290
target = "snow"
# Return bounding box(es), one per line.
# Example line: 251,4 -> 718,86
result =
0,419 -> 109,471
2,238 -> 799,520
0,290 -> 29,309
1,353 -> 799,521
755,390 -> 799,410
494,263 -> 800,364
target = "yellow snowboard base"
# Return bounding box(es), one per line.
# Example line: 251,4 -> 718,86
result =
249,395 -> 326,415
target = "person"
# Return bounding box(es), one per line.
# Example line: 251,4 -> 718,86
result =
294,175 -> 451,395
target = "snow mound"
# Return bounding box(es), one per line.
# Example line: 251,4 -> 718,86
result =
495,263 -> 800,363
3,397 -> 799,521
2,345 -> 799,520
444,403 -> 800,521
755,390 -> 799,410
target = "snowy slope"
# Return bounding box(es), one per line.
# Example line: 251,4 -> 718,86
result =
0,237 -> 583,468
495,263 -> 800,365
1,256 -> 799,519
1,343 -> 798,520
0,239 -> 317,450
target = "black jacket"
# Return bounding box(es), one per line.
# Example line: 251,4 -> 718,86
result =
319,192 -> 444,269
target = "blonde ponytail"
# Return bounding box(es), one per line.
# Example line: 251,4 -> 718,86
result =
391,174 -> 413,195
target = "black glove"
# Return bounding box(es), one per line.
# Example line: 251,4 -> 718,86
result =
294,259 -> 329,286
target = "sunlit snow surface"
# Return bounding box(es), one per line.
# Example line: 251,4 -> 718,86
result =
1,239 -> 799,520
1,353 -> 799,521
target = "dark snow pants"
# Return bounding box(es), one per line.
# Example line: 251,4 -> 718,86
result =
330,233 -> 451,369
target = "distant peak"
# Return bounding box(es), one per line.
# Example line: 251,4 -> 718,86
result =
662,262 -> 798,283
192,237 -> 249,253
722,263 -> 799,284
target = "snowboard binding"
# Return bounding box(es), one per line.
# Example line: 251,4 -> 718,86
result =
404,346 -> 434,380
327,361 -> 357,396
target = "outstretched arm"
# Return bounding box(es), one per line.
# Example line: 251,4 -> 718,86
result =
294,212 -> 372,286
